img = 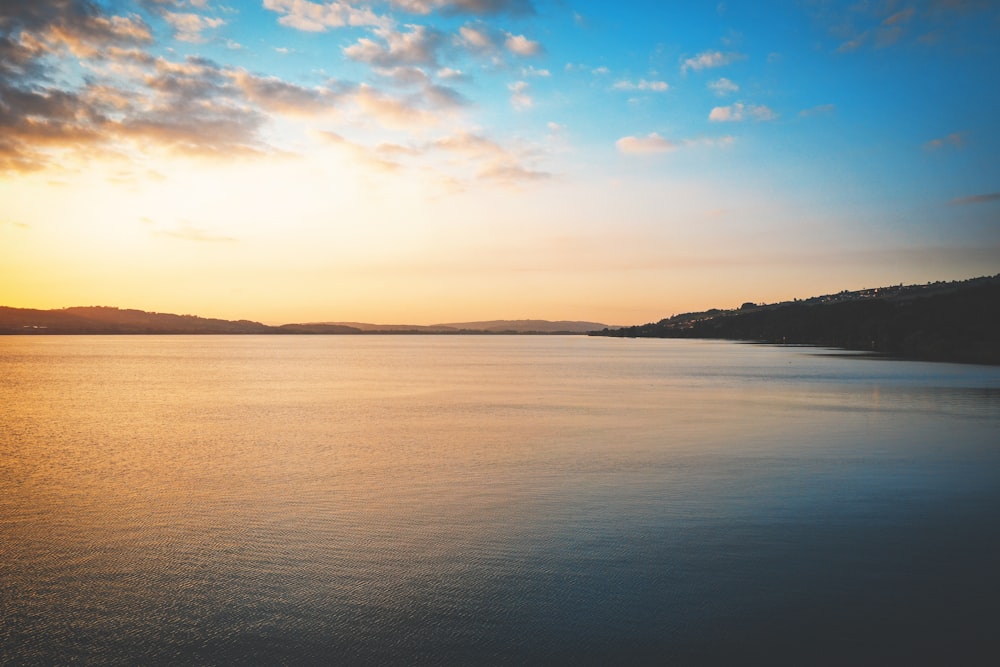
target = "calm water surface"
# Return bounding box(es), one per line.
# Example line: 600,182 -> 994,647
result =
2,336 -> 999,665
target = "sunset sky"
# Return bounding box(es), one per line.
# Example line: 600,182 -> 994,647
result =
1,0 -> 998,325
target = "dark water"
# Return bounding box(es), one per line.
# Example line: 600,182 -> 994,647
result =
2,336 -> 999,665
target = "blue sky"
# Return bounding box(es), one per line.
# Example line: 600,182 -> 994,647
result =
1,0 -> 997,324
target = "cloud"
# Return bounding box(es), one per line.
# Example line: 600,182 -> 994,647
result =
391,0 -> 535,15
102,56 -> 270,158
521,65 -> 550,77
374,141 -> 421,157
709,103 -> 776,122
0,0 -> 531,179
230,70 -> 342,115
437,67 -> 464,79
612,79 -> 669,92
811,1 -> 990,53
420,81 -> 468,109
2,1 -> 152,61
0,1 -> 156,171
458,24 -> 496,51
372,66 -> 469,110
158,220 -> 237,242
163,11 -> 225,42
427,130 -> 550,184
825,4 -> 914,52
924,132 -> 964,150
949,192 -> 1000,205
504,33 -> 542,56
707,77 -> 738,95
375,65 -> 431,84
262,0 -> 384,32
615,133 -> 677,155
477,161 -> 549,183
681,50 -> 744,73
344,25 -> 444,67
799,103 -> 835,117
456,24 -> 542,59
350,84 -> 439,128
315,130 -> 400,172
508,80 -> 532,110
616,133 -> 735,155
883,7 -> 916,25
836,34 -> 867,53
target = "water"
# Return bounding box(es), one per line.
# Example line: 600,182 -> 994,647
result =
2,336 -> 999,665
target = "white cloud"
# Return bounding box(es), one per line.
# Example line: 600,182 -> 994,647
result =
681,50 -> 744,73
592,66 -> 609,75
390,0 -> 536,15
709,103 -> 776,122
509,80 -> 532,109
351,84 -> 438,129
612,79 -> 669,92
230,69 -> 340,116
262,0 -> 384,32
521,65 -> 550,77
163,12 -> 225,43
505,33 -> 541,56
456,23 -> 543,59
426,130 -> 550,185
315,130 -> 400,173
707,77 -> 738,95
344,25 -> 443,67
458,25 -> 496,51
615,132 -> 677,155
617,132 -> 736,155
375,65 -> 431,84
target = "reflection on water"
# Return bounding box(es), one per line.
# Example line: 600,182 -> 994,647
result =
2,336 -> 999,665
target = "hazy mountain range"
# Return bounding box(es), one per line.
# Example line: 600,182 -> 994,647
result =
0,307 -> 608,335
3,275 -> 998,364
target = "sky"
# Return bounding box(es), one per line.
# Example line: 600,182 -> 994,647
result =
1,0 -> 998,325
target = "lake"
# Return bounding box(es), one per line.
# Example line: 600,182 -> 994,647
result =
2,336 -> 999,665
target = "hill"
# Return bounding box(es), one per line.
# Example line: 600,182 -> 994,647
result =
594,275 -> 1000,364
437,319 -> 608,334
0,306 -> 274,335
308,320 -> 609,333
0,307 -> 606,336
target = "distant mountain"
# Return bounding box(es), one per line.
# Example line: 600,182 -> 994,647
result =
0,306 -> 274,335
312,322 -> 460,333
275,323 -> 364,334
437,319 -> 609,334
0,307 -> 606,336
287,320 -> 610,334
594,274 -> 1000,364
